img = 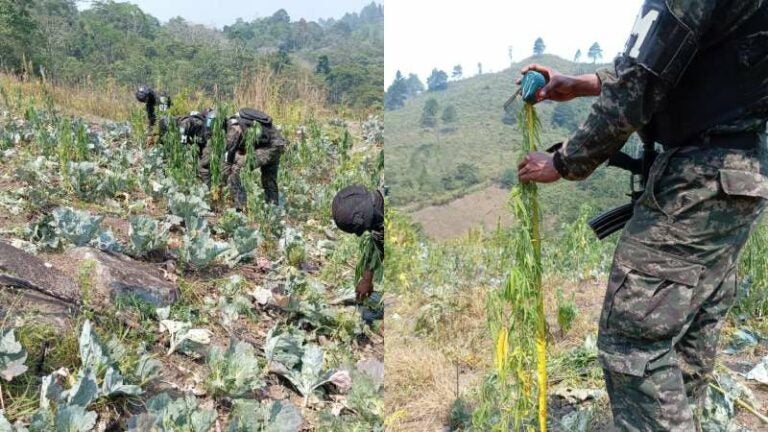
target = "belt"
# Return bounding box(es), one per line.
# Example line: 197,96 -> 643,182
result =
667,131 -> 764,150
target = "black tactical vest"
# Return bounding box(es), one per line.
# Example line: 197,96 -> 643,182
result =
647,3 -> 768,146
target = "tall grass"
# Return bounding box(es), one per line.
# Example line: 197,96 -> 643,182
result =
0,67 -> 329,128
735,222 -> 768,321
233,69 -> 327,128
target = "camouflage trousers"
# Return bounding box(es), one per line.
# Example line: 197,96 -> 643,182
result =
598,136 -> 768,431
198,145 -> 283,207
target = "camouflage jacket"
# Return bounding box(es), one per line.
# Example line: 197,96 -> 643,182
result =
225,116 -> 287,166
555,0 -> 768,181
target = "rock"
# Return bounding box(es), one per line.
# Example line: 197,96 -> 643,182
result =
0,241 -> 80,325
67,247 -> 180,307
724,328 -> 762,354
745,356 -> 768,384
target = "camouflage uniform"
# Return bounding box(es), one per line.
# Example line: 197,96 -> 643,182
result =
223,118 -> 286,207
135,86 -> 171,130
551,1 -> 768,430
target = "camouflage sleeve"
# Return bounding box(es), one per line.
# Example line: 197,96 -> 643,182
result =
553,0 -> 726,181
252,127 -> 287,167
269,127 -> 288,147
553,59 -> 670,181
225,123 -> 243,163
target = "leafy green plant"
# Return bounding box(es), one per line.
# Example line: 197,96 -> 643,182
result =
556,288 -> 578,335
735,223 -> 768,319
168,191 -> 211,230
205,339 -> 264,399
227,399 -> 303,432
133,353 -> 163,387
0,328 -> 28,381
213,276 -> 254,329
217,208 -> 248,237
281,227 -> 306,268
362,115 -> 383,146
23,320 -> 149,431
355,233 -> 383,285
126,393 -> 216,432
264,326 -> 305,372
159,320 -> 212,356
345,371 -> 384,425
52,207 -> 104,247
178,225 -> 231,269
274,344 -> 337,406
208,112 -> 227,202
449,398 -> 473,431
223,227 -> 261,267
52,405 -> 97,432
95,230 -> 121,253
129,215 -> 170,256
67,161 -> 100,200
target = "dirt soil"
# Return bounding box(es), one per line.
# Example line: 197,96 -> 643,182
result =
409,186 -> 511,240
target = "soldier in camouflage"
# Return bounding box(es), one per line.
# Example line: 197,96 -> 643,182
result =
331,185 -> 385,301
177,109 -> 213,151
135,85 -> 172,130
517,1 -> 768,430
221,108 -> 286,208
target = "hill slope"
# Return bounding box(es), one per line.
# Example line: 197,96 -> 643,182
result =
385,54 -> 642,229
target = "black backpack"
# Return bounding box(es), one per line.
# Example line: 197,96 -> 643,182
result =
236,108 -> 272,146
237,108 -> 272,128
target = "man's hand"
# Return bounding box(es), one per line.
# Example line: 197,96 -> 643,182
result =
518,151 -> 562,183
518,64 -> 601,103
356,270 -> 374,302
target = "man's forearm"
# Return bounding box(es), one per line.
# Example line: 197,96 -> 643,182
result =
571,74 -> 602,98
554,63 -> 668,180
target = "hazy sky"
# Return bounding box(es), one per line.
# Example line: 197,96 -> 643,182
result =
80,0 -> 379,28
385,0 -> 643,84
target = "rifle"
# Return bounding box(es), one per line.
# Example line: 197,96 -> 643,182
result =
587,137 -> 657,239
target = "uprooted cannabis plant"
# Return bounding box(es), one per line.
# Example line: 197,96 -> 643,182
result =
477,88 -> 547,431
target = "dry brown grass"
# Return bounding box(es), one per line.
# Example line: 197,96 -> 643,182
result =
0,74 -> 136,121
233,69 -> 328,125
384,272 -> 609,431
0,67 -> 330,126
384,286 -> 491,431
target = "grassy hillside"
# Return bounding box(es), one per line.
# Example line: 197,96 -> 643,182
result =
385,54 -> 642,228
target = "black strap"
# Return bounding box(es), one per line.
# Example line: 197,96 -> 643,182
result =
669,131 -> 762,150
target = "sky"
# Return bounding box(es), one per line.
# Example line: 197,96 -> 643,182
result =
78,0 -> 379,29
385,0 -> 643,85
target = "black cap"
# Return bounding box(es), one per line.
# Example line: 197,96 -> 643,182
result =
332,185 -> 376,236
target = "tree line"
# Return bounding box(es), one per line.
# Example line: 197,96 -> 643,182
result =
532,37 -> 603,63
386,36 -> 604,111
0,0 -> 384,110
385,64 -> 475,111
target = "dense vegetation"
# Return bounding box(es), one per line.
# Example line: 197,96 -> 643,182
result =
385,203 -> 768,431
0,68 -> 384,430
0,0 -> 383,110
